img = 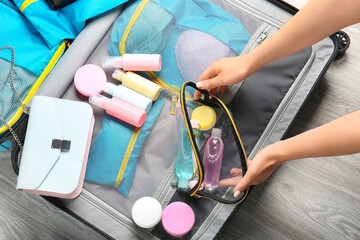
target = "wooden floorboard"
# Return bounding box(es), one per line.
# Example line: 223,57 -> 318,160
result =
1,15 -> 360,240
0,150 -> 104,240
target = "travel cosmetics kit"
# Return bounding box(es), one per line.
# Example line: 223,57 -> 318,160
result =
74,54 -> 162,127
76,54 -> 224,237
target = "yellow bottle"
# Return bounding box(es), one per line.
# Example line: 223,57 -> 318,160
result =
112,69 -> 162,101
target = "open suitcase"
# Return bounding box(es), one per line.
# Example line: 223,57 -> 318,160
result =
3,0 -> 343,239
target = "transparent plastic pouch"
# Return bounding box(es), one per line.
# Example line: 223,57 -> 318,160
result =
176,81 -> 249,205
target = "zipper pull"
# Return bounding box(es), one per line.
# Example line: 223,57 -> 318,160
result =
170,91 -> 178,115
257,32 -> 268,44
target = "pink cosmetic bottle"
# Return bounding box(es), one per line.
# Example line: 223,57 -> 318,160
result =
89,94 -> 146,127
102,54 -> 162,71
203,128 -> 224,191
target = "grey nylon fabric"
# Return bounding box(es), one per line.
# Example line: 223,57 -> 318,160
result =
32,0 -> 337,239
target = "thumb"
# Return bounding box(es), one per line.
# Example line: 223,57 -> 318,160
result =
233,172 -> 253,198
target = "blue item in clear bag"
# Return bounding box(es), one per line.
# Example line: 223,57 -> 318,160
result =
176,128 -> 194,190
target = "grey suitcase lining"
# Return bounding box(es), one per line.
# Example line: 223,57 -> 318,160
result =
35,0 -> 336,239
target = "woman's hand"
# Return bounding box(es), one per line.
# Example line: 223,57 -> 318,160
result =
219,142 -> 284,198
194,54 -> 261,98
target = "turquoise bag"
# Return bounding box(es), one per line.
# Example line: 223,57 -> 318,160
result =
0,0 -> 128,149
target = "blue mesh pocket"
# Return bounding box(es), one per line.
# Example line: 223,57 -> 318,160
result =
109,0 -> 250,94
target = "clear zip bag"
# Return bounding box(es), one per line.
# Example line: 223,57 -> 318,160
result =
175,81 -> 250,204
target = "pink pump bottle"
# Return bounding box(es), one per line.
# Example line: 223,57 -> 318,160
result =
202,128 -> 224,191
89,94 -> 146,128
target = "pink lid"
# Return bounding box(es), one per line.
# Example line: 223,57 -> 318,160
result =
162,202 -> 195,237
74,64 -> 107,97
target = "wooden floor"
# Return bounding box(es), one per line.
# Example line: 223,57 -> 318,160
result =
1,23 -> 360,240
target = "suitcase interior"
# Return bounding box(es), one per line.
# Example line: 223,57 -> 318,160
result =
18,0 -> 338,239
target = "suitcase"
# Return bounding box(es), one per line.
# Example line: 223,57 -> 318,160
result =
4,0 -> 345,239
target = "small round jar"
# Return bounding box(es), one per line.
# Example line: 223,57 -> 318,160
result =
161,202 -> 195,237
74,64 -> 107,97
191,106 -> 216,131
131,197 -> 162,228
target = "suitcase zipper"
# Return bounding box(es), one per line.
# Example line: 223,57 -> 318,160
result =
257,32 -> 268,44
224,0 -> 284,28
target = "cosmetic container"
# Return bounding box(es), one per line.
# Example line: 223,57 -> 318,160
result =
102,54 -> 162,71
131,197 -> 162,228
89,94 -> 146,127
162,202 -> 195,237
74,64 -> 107,97
191,106 -> 216,131
112,69 -> 162,101
202,128 -> 224,191
103,82 -> 152,113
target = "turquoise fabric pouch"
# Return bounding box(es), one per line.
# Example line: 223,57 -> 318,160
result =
85,93 -> 165,196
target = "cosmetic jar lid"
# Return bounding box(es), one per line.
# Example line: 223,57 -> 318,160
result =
191,106 -> 216,131
162,202 -> 195,237
131,197 -> 162,228
74,64 -> 106,97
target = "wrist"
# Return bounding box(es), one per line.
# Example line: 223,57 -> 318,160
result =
244,50 -> 266,75
262,141 -> 289,164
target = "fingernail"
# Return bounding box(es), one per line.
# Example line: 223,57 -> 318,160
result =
196,82 -> 204,88
234,191 -> 240,198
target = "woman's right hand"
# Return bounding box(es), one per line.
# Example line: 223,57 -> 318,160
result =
219,141 -> 285,197
194,53 -> 261,98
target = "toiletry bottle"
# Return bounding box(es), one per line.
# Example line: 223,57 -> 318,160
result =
103,82 -> 153,113
102,54 -> 162,71
89,94 -> 146,127
203,128 -> 224,191
112,69 -> 162,101
176,128 -> 194,190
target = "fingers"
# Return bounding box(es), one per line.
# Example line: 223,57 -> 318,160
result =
233,172 -> 253,198
196,77 -> 221,91
194,77 -> 220,99
195,61 -> 227,98
230,168 -> 242,176
209,86 -> 217,96
197,62 -> 223,90
219,86 -> 227,93
198,63 -> 219,82
194,90 -> 202,99
194,82 -> 227,99
229,160 -> 253,176
219,176 -> 242,187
